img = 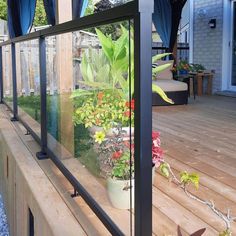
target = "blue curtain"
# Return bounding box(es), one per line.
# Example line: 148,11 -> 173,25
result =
7,0 -> 37,38
43,0 -> 56,26
153,0 -> 172,48
72,0 -> 89,19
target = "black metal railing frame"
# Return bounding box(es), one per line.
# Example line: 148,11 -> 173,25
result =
0,1 -> 153,235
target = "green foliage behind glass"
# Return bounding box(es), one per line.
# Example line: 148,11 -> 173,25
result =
0,0 -> 7,21
0,0 -> 47,26
34,0 -> 48,26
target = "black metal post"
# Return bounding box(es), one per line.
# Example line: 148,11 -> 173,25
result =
0,47 -> 3,104
11,43 -> 18,121
134,1 -> 153,235
0,2 -> 155,235
36,37 -> 48,160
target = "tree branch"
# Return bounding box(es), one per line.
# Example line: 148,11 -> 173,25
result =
161,161 -> 236,234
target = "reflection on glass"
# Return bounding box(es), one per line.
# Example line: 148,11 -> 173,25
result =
46,21 -> 134,234
76,0 -> 133,18
2,45 -> 13,109
16,40 -> 41,136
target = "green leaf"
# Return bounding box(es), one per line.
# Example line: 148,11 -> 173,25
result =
152,53 -> 172,63
160,163 -> 170,178
152,63 -> 172,74
80,55 -> 89,81
96,64 -> 110,83
114,32 -> 128,61
78,81 -> 111,89
180,171 -> 200,189
86,63 -> 94,82
95,28 -> 114,63
112,57 -> 128,72
219,229 -> 231,236
152,84 -> 174,104
70,89 -> 93,98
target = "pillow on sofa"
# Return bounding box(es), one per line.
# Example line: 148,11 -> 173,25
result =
154,60 -> 174,80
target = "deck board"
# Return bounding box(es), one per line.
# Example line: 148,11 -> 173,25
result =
153,95 -> 236,235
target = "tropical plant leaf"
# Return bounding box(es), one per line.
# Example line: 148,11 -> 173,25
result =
86,63 -> 94,82
80,55 -> 89,81
78,80 -> 111,89
96,64 -> 110,83
152,53 -> 172,63
114,32 -> 128,61
95,28 -> 114,62
152,63 -> 172,75
112,57 -> 128,72
70,89 -> 94,98
152,84 -> 174,104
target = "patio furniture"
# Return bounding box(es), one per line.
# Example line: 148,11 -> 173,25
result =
152,60 -> 188,106
175,74 -> 196,99
189,71 -> 214,96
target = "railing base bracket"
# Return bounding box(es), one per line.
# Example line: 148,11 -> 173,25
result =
25,130 -> 30,135
71,189 -> 80,198
36,151 -> 48,160
10,117 -> 18,122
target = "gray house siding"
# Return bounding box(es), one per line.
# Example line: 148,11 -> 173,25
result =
193,0 -> 223,92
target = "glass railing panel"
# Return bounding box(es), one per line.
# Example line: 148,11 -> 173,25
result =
2,45 -> 13,109
46,20 -> 134,235
16,40 -> 41,136
81,0 -> 133,17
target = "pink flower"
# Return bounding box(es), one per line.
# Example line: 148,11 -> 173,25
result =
153,138 -> 161,147
152,131 -> 164,167
152,131 -> 160,139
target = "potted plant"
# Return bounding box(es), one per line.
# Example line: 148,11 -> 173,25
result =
190,63 -> 206,73
176,60 -> 191,75
93,125 -> 164,209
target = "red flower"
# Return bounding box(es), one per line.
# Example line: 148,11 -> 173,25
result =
125,99 -> 135,111
112,151 -> 123,160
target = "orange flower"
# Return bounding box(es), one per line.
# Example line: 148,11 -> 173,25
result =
95,119 -> 101,125
97,92 -> 104,100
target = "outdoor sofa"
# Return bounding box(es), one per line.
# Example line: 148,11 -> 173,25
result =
152,60 -> 188,106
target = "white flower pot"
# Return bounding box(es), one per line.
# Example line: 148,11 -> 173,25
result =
107,177 -> 134,209
107,168 -> 155,209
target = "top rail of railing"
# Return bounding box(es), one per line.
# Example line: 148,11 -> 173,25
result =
0,1 -> 136,47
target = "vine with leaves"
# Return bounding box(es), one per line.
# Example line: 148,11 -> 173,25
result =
159,162 -> 236,236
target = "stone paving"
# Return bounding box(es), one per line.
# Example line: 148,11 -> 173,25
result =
0,195 -> 9,236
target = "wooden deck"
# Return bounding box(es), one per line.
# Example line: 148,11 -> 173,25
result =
152,95 -> 236,235
6,95 -> 236,235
